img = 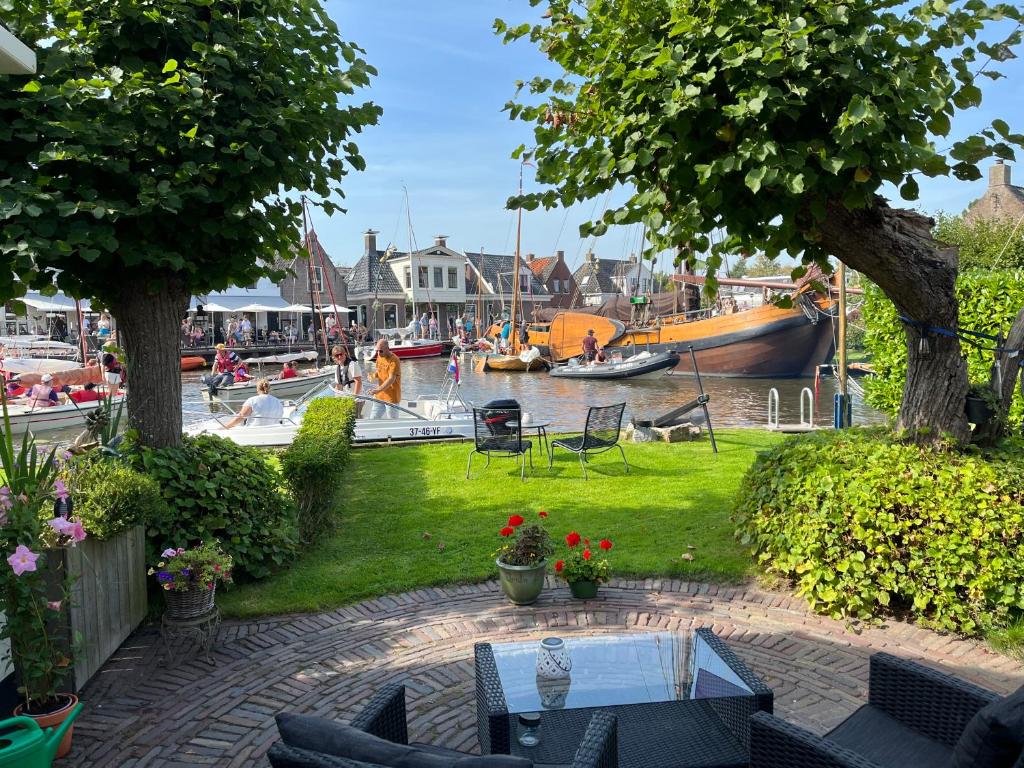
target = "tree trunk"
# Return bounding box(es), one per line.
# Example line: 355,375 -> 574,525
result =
818,198 -> 970,445
975,305 -> 1024,444
108,273 -> 190,448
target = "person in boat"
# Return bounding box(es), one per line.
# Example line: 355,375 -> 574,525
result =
224,378 -> 284,429
27,373 -> 57,408
68,382 -> 101,403
464,316 -> 473,336
367,339 -> 400,420
594,346 -> 608,365
582,329 -> 598,362
204,343 -> 240,394
519,322 -> 530,347
101,352 -> 126,390
500,319 -> 511,345
233,361 -> 251,384
5,380 -> 27,399
278,361 -> 299,380
330,345 -> 362,397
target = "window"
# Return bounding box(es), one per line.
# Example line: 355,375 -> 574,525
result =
434,266 -> 443,288
404,267 -> 411,289
520,273 -> 530,292
447,267 -> 458,289
563,280 -> 572,294
384,303 -> 398,326
552,278 -> 561,293
418,266 -> 428,288
308,266 -> 323,293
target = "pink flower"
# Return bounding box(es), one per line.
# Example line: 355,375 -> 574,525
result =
0,486 -> 11,510
52,479 -> 69,501
69,519 -> 87,544
47,600 -> 62,611
162,547 -> 178,558
47,517 -> 75,536
8,545 -> 39,576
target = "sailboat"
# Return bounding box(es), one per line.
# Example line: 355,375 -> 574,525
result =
476,164 -> 550,373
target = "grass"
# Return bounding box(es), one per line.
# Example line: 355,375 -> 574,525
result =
217,429 -> 782,618
988,616 -> 1024,662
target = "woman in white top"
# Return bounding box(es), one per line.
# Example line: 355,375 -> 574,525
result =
224,378 -> 284,428
330,345 -> 362,395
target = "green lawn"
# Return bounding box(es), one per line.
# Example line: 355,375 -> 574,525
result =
218,429 -> 781,618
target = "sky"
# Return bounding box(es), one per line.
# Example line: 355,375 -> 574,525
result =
307,1 -> 1024,273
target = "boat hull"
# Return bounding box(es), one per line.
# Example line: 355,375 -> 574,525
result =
200,370 -> 333,404
477,354 -> 550,372
2,395 -> 125,435
180,356 -> 205,371
357,341 -> 444,360
549,351 -> 679,381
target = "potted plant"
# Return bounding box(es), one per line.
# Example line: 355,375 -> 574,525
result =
555,532 -> 613,599
0,399 -> 88,759
150,542 -> 233,619
965,383 -> 999,427
494,511 -> 553,605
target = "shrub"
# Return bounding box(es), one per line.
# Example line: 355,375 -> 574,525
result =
60,454 -> 167,540
132,434 -> 297,580
281,396 -> 356,541
733,429 -> 1024,635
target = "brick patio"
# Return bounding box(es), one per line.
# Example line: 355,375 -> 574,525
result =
64,579 -> 1023,767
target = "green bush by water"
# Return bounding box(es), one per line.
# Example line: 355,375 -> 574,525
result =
281,396 -> 356,542
733,429 -> 1024,635
133,434 -> 297,579
61,455 -> 167,540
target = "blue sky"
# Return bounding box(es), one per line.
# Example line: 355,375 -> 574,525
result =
308,1 -> 1024,271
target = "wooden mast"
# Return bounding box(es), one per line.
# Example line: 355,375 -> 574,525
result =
511,163 -> 525,355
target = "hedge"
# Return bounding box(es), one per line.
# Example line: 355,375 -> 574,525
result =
60,455 -> 167,540
863,269 -> 1024,428
281,396 -> 357,541
733,429 -> 1024,635
133,434 -> 297,579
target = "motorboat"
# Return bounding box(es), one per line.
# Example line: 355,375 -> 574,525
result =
473,345 -> 549,373
549,350 -> 679,381
180,356 -> 206,371
357,327 -> 443,360
187,362 -> 475,447
2,393 -> 125,436
0,336 -> 80,360
200,368 -> 333,404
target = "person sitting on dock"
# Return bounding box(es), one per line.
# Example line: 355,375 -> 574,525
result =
582,329 -> 598,362
224,378 -> 284,429
367,339 -> 400,420
278,361 -> 299,380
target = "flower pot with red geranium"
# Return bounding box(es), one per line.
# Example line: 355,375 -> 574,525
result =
494,511 -> 553,605
555,532 -> 613,599
150,542 -> 233,619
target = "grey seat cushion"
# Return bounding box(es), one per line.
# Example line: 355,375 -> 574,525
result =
826,705 -> 951,768
269,743 -> 381,768
276,713 -> 532,768
948,684 -> 1024,768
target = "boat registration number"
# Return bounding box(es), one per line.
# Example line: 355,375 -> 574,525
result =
409,426 -> 445,437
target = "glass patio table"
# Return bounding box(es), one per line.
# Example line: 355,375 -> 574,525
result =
474,628 -> 773,768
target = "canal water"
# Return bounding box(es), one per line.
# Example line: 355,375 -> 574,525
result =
181,357 -> 886,432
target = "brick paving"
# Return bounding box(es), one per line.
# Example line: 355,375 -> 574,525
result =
63,579 -> 1023,767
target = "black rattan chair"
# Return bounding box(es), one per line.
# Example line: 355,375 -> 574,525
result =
467,405 -> 533,481
268,682 -> 619,768
549,403 -> 628,480
749,653 -> 1022,768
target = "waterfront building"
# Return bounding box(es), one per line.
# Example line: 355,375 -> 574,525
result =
344,230 -> 408,331
463,250 -> 552,325
963,160 -> 1024,226
385,235 -> 467,335
572,250 -> 655,307
525,250 -> 579,309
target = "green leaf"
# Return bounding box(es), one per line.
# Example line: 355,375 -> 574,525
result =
183,124 -> 199,139
21,81 -> 41,93
162,59 -> 179,73
162,72 -> 181,85
745,166 -> 766,193
900,176 -> 920,200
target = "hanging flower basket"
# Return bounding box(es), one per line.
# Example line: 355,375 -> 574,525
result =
164,584 -> 216,619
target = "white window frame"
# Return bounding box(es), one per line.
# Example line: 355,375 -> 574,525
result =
433,266 -> 443,288
447,267 -> 458,289
308,266 -> 323,293
404,267 -> 411,289
418,266 -> 428,289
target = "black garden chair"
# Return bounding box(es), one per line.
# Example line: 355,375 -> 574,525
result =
549,402 -> 629,480
467,404 -> 533,481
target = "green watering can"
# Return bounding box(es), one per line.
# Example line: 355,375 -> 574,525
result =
0,703 -> 83,768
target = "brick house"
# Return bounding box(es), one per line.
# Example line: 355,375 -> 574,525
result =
277,235 -> 349,310
571,250 -> 654,307
464,250 -> 552,326
963,161 -> 1024,226
344,230 -> 408,331
525,250 -> 579,309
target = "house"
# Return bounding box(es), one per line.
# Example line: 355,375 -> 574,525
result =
963,160 -> 1024,226
571,250 -> 654,307
344,230 -> 408,331
278,235 -> 350,312
384,235 -> 467,334
464,250 -> 552,326
525,250 -> 579,309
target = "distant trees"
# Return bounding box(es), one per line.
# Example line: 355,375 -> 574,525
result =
935,214 -> 1024,271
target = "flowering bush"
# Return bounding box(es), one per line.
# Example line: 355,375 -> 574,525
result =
495,510 -> 553,566
149,542 -> 233,592
0,398 -> 89,713
555,531 -> 613,584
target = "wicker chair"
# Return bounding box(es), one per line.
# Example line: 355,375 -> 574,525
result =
549,403 -> 628,480
268,682 -> 619,768
467,405 -> 533,481
749,653 -> 1020,768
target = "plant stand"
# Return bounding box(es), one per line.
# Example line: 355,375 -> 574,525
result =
160,606 -> 221,667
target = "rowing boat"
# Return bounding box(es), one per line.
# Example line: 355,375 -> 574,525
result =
549,350 -> 679,380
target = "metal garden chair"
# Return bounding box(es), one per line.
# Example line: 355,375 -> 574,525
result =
549,402 -> 629,480
466,405 -> 533,481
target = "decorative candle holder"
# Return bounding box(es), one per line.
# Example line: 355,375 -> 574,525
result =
535,637 -> 571,680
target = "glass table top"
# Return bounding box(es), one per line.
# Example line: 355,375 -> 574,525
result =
488,631 -> 753,714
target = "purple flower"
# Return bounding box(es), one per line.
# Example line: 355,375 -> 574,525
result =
53,479 -> 69,502
48,517 -> 75,536
156,571 -> 172,582
161,547 -> 178,558
181,568 -> 191,576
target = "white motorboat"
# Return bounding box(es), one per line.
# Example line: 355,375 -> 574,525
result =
0,336 -> 80,360
200,369 -> 333,404
187,363 -> 476,447
2,394 -> 125,436
549,350 -> 680,381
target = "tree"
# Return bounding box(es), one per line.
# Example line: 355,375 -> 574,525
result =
935,213 -> 1024,270
497,0 -> 1022,444
1,0 -> 380,446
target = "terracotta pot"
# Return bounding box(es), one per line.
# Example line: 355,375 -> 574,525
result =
14,692 -> 80,759
568,580 -> 600,599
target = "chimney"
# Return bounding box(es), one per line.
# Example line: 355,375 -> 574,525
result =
555,249 -> 565,263
628,253 -> 637,265
526,252 -> 535,263
990,160 -> 1011,188
585,249 -> 595,264
364,229 -> 378,255
434,234 -> 448,248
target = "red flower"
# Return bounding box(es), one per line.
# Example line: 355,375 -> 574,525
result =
565,531 -> 581,547
500,526 -> 515,537
508,514 -> 525,527
583,549 -> 592,561
555,560 -> 564,572
538,511 -> 548,518
599,539 -> 613,551
584,538 -> 591,547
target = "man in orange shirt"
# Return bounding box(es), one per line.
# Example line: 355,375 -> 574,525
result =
368,338 -> 401,419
